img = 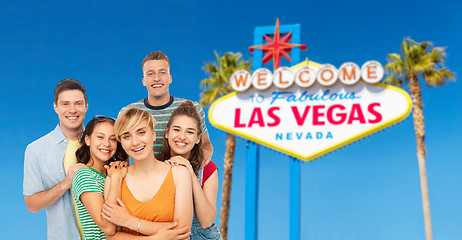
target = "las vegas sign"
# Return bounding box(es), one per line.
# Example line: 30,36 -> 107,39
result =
208,60 -> 412,161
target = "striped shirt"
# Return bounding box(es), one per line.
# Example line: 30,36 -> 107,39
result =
120,96 -> 207,157
72,167 -> 106,240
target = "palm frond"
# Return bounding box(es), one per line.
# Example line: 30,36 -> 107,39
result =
200,88 -> 221,106
414,54 -> 433,73
429,47 -> 446,65
386,54 -> 404,74
383,76 -> 403,87
199,51 -> 252,107
423,68 -> 455,87
386,38 -> 455,89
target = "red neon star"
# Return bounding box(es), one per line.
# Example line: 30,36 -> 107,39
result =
249,19 -> 307,70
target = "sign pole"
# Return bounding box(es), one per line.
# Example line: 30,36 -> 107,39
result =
290,157 -> 301,240
245,140 -> 259,240
243,25 -> 264,240
247,21 -> 304,240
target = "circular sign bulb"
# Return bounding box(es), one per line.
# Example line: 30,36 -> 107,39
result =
252,68 -> 273,90
230,70 -> 252,92
317,64 -> 338,86
294,65 -> 317,88
273,67 -> 294,89
361,61 -> 384,84
338,62 -> 361,85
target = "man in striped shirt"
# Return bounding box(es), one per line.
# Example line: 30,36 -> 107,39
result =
120,51 -> 213,163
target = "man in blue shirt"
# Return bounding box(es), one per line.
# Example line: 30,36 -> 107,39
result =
23,79 -> 87,240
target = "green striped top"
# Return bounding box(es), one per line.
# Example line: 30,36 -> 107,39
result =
72,167 -> 106,240
120,96 -> 207,157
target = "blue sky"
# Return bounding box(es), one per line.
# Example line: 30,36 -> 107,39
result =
1,0 -> 461,239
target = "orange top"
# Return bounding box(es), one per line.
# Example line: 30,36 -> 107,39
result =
121,166 -> 175,235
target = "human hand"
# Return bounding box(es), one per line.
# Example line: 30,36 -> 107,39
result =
166,156 -> 193,173
104,161 -> 128,179
65,163 -> 86,185
147,222 -> 190,240
202,158 -> 211,167
102,198 -> 133,227
67,163 -> 86,177
202,149 -> 212,167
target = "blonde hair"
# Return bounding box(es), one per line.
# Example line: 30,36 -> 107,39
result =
115,107 -> 156,140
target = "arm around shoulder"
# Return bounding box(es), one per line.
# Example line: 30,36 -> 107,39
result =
195,102 -> 213,166
202,132 -> 213,166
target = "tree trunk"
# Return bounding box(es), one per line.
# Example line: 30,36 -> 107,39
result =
219,133 -> 236,240
409,75 -> 433,240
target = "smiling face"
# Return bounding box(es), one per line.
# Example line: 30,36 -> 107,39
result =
119,120 -> 156,161
54,89 -> 88,134
142,60 -> 172,103
166,115 -> 201,159
85,122 -> 117,164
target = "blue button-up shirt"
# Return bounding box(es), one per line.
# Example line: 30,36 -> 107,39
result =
23,125 -> 80,240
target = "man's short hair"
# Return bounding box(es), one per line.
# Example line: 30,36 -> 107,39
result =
54,78 -> 87,105
142,51 -> 170,69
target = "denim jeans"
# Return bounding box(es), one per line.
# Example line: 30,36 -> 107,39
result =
190,220 -> 222,240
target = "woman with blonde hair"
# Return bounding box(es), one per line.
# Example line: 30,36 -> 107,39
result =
102,107 -> 192,240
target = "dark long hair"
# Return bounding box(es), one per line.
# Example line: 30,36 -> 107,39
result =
159,101 -> 203,174
75,117 -> 128,165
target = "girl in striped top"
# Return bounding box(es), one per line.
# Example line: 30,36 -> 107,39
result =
72,116 -> 128,240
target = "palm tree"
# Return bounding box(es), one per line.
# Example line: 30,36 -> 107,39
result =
385,38 -> 455,240
200,51 -> 251,240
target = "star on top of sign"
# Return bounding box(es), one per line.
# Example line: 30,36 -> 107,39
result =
249,18 -> 307,70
